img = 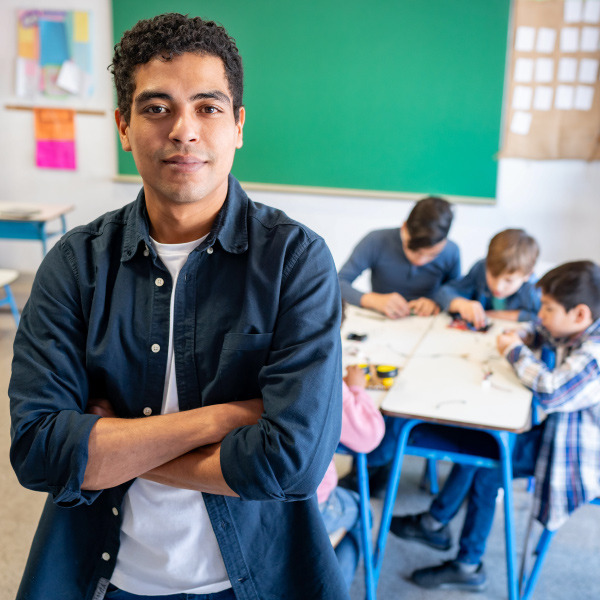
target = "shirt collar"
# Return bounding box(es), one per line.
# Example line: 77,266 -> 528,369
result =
539,317 -> 600,349
121,174 -> 249,263
567,317 -> 600,347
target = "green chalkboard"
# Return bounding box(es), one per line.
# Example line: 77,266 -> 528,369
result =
112,1 -> 510,199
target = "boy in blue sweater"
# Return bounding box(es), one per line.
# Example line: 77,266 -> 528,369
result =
435,228 -> 540,329
339,196 -> 460,319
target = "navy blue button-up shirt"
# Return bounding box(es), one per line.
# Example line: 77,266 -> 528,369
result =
9,176 -> 346,600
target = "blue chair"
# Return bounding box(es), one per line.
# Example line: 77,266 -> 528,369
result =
336,444 -> 376,600
519,498 -> 600,600
0,269 -> 20,326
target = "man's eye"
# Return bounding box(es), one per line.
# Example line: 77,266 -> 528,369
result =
146,106 -> 166,114
202,106 -> 220,114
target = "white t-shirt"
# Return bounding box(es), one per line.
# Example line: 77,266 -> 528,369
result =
111,236 -> 231,595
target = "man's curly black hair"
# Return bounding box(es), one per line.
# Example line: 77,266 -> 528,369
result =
110,13 -> 244,124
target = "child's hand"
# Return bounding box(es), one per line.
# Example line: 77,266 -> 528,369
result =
344,365 -> 368,389
361,292 -> 410,319
408,297 -> 440,317
450,298 -> 487,329
496,331 -> 523,355
517,329 -> 534,345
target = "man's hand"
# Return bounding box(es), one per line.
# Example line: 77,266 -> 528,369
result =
496,331 -> 523,355
344,365 -> 367,389
449,298 -> 487,330
408,297 -> 440,317
361,292 -> 410,319
86,398 -> 117,418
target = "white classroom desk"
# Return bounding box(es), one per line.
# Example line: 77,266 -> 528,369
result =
0,202 -> 74,256
383,311 -> 532,429
341,306 -> 532,600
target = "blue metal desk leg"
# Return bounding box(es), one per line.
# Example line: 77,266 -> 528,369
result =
372,419 -> 420,589
494,431 -> 518,600
356,453 -> 376,600
427,458 -> 439,494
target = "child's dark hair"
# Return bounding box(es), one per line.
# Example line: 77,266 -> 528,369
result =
110,13 -> 244,124
486,229 -> 539,277
537,261 -> 600,321
405,196 -> 453,251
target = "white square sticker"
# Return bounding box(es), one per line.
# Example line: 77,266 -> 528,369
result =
513,86 -> 533,110
578,58 -> 599,83
510,111 -> 532,135
515,26 -> 536,51
555,85 -> 575,109
574,85 -> 594,110
515,58 -> 534,82
565,0 -> 584,23
558,57 -> 578,82
536,28 -> 557,53
533,86 -> 554,111
581,26 -> 600,50
535,58 -> 554,83
583,0 -> 600,23
560,27 -> 580,52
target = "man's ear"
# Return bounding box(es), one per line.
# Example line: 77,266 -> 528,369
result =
115,109 -> 132,152
235,106 -> 246,149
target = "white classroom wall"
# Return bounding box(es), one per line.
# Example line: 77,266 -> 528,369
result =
1,0 -> 600,278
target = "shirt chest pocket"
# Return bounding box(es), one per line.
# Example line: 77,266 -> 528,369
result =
217,332 -> 274,400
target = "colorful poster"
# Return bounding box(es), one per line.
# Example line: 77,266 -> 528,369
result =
34,108 -> 76,170
16,10 -> 93,98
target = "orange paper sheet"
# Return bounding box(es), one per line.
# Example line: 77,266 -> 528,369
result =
34,107 -> 75,140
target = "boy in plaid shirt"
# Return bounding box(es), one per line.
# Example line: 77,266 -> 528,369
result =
498,260 -> 600,531
400,260 -> 600,591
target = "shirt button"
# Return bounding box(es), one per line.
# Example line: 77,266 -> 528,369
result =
143,248 -> 150,257
102,552 -> 111,561
112,507 -> 119,516
143,407 -> 152,416
206,247 -> 214,255
155,277 -> 164,287
151,344 -> 160,353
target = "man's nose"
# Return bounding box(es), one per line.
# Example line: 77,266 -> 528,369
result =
169,111 -> 199,143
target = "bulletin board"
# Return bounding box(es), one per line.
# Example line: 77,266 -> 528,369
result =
16,9 -> 93,99
112,1 -> 511,200
501,0 -> 600,160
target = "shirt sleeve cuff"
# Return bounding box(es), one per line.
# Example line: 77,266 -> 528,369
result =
504,342 -> 524,362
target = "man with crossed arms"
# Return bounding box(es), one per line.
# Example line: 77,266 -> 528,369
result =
10,13 -> 346,600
